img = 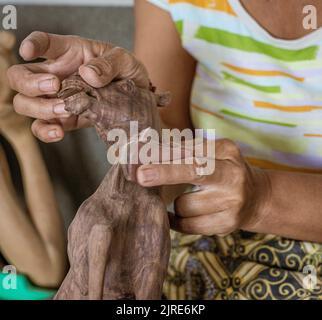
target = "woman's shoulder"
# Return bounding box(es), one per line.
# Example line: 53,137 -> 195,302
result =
147,0 -> 171,12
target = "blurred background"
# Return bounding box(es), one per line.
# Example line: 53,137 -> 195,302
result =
0,0 -> 135,229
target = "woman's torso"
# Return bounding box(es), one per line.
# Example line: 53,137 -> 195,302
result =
149,0 -> 322,299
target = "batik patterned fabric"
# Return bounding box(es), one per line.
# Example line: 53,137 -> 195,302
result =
148,0 -> 322,300
163,231 -> 322,300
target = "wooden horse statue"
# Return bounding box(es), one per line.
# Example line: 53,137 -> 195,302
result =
54,74 -> 171,300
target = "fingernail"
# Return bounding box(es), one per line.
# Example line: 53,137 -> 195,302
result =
53,102 -> 69,116
21,39 -> 32,49
20,40 -> 37,59
140,169 -> 158,184
86,64 -> 103,76
48,130 -> 58,138
39,78 -> 55,92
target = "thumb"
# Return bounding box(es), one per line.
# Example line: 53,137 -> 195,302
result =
78,60 -> 109,88
78,46 -> 150,89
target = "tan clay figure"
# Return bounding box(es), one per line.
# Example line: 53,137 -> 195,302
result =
0,31 -> 67,288
54,74 -> 171,300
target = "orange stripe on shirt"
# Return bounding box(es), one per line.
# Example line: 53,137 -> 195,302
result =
222,63 -> 304,82
191,104 -> 225,119
246,157 -> 322,174
304,134 -> 322,138
169,0 -> 236,15
254,101 -> 322,113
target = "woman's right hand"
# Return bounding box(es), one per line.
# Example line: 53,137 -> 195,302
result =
7,31 -> 150,142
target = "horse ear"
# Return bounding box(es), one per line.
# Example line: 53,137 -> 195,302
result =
0,31 -> 15,51
155,92 -> 171,107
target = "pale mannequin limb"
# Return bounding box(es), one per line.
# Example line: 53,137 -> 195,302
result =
0,32 -> 66,287
0,110 -> 67,287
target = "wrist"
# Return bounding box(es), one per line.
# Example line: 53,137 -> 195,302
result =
241,166 -> 272,232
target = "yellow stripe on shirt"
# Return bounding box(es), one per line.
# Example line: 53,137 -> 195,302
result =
169,0 -> 236,15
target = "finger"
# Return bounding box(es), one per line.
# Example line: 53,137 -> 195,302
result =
136,137 -> 213,166
136,162 -> 213,187
7,64 -> 60,96
19,31 -> 74,61
13,94 -> 70,120
169,210 -> 237,236
174,188 -> 229,218
79,46 -> 150,88
150,138 -> 237,170
31,119 -> 65,143
168,212 -> 215,236
57,115 -> 91,132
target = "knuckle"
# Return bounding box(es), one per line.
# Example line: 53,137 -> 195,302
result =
218,138 -> 241,159
37,98 -> 54,120
230,164 -> 245,181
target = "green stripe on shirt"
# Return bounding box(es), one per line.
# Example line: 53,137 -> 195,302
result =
195,27 -> 319,62
222,71 -> 281,93
175,20 -> 184,35
220,109 -> 297,127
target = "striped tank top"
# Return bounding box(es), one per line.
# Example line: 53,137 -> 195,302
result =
148,0 -> 322,172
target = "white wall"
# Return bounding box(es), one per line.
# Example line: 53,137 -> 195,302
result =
0,0 -> 133,6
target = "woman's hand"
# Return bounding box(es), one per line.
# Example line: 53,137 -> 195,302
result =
7,31 -> 150,143
136,139 -> 271,236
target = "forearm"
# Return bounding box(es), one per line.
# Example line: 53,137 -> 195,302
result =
244,169 -> 322,243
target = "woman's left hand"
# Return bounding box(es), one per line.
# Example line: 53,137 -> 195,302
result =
136,139 -> 271,236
